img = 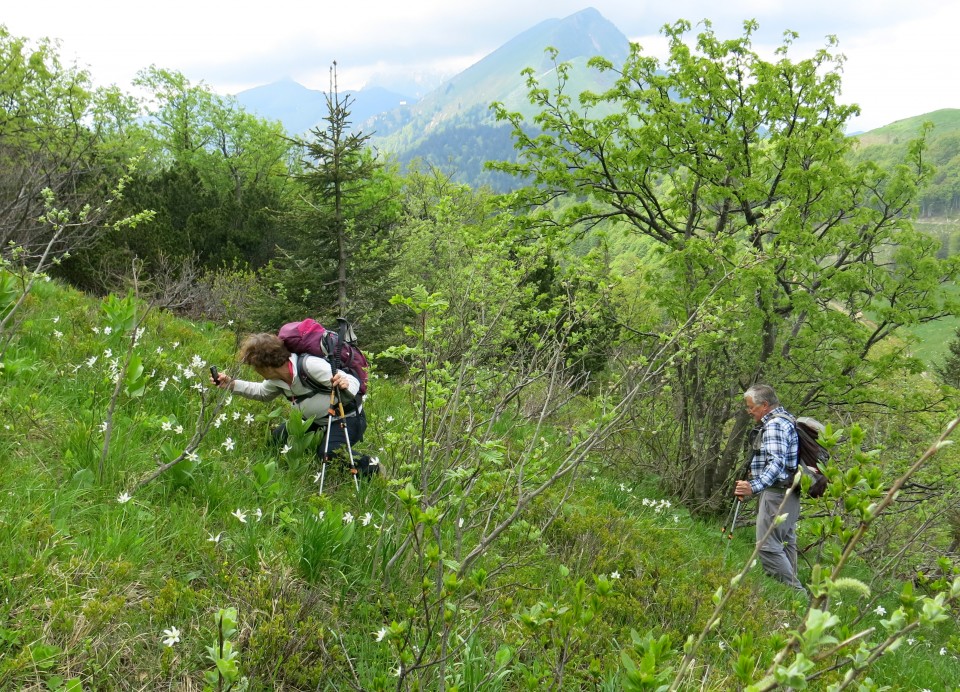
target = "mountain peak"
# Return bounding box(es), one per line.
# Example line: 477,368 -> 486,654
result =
401,7 -> 629,123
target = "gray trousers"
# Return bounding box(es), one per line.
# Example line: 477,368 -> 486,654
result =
756,488 -> 804,590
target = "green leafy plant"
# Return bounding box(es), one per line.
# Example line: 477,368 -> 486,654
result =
298,508 -> 357,583
204,607 -> 246,692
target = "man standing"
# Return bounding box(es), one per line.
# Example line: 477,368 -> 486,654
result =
735,384 -> 804,591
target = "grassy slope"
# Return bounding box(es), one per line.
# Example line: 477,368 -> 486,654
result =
851,112 -> 960,369
855,108 -> 960,146
1,279 -> 958,690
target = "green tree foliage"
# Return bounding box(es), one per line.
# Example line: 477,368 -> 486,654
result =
492,19 -> 960,507
0,25 -> 137,266
936,326 -> 960,389
852,111 -> 960,219
60,68 -> 293,290
259,66 -> 402,332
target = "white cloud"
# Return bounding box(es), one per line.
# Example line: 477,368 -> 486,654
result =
3,0 -> 955,130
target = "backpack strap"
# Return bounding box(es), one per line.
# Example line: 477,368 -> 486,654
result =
297,353 -> 329,392
284,353 -> 330,404
294,353 -> 359,413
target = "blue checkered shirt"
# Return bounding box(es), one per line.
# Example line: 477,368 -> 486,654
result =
749,407 -> 799,493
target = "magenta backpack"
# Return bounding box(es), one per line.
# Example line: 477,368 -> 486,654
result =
278,318 -> 369,396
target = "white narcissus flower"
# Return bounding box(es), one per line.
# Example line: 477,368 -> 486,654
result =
232,509 -> 247,523
312,471 -> 322,484
222,438 -> 235,451
162,626 -> 180,647
610,571 -> 621,580
244,413 -> 254,425
254,508 -> 263,522
343,512 -> 354,524
207,532 -> 223,544
374,627 -> 388,642
161,421 -> 173,431
232,411 -> 241,420
874,605 -> 886,616
280,444 -> 291,455
103,326 -> 112,335
174,425 -> 183,435
361,512 -> 373,526
117,492 -> 131,504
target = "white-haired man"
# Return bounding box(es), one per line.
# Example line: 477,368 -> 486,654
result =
735,384 -> 805,591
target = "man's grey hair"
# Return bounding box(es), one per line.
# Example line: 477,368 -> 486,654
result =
744,384 -> 779,407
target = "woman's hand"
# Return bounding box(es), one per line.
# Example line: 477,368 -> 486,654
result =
331,371 -> 351,390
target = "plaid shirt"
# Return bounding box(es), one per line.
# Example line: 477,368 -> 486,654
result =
749,407 -> 799,493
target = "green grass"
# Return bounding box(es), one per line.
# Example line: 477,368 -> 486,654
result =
900,280 -> 960,369
1,277 -> 958,690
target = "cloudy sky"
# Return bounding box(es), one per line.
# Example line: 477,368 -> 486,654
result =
4,0 -> 957,132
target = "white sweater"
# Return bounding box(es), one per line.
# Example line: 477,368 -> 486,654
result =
231,354 -> 360,421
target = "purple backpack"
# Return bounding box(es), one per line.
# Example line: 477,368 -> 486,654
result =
278,318 -> 369,396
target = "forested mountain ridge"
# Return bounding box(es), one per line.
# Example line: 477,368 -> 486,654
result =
235,7 -> 631,189
236,11 -> 960,199
853,108 -> 960,218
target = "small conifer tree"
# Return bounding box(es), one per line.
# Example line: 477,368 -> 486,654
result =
935,326 -> 960,388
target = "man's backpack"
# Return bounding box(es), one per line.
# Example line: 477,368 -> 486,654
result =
793,417 -> 830,498
278,318 -> 369,396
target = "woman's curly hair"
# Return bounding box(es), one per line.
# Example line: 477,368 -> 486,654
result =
238,333 -> 290,369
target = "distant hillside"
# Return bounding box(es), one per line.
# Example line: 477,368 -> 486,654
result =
853,109 -> 960,219
234,78 -> 413,136
231,15 -> 960,197
368,7 -> 632,190
855,108 -> 960,147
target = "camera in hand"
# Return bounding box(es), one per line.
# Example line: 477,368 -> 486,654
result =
210,366 -> 220,384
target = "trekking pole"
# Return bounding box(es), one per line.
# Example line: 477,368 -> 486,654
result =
318,405 -> 335,494
330,317 -> 360,493
721,497 -> 739,539
330,387 -> 360,493
725,498 -> 742,541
